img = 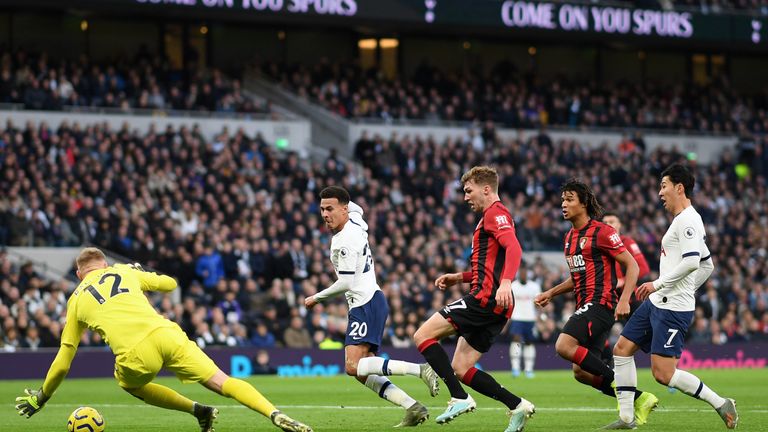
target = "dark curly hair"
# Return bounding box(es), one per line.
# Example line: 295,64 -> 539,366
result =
560,178 -> 604,219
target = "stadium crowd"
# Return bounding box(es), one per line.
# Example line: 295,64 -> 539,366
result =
264,59 -> 767,134
1,118 -> 767,353
0,48 -> 270,115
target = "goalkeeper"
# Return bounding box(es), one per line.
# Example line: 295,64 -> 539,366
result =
15,247 -> 312,432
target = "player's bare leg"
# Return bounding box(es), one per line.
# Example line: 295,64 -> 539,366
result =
347,344 -> 428,427
203,370 -> 313,432
414,313 -> 476,424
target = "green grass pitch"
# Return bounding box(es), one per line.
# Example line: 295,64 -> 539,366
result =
3,368 -> 766,431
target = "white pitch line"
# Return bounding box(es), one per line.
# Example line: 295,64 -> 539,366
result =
32,404 -> 768,413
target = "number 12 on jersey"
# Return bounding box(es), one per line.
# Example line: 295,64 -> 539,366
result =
85,273 -> 129,304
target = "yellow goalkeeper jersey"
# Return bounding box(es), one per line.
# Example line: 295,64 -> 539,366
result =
61,264 -> 178,356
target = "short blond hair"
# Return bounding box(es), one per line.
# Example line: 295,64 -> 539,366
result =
76,247 -> 108,270
461,166 -> 499,192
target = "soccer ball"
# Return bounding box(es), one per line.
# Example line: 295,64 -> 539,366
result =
67,406 -> 105,432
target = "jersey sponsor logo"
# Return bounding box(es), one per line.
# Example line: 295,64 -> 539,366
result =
608,232 -> 623,247
566,254 -> 586,272
683,226 -> 696,239
495,214 -> 512,229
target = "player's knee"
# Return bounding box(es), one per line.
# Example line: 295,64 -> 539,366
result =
345,364 -> 358,377
651,366 -> 673,385
412,327 -> 428,346
554,338 -> 573,359
450,360 -> 472,380
612,339 -> 631,356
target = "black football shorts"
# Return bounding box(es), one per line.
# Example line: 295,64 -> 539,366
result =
439,295 -> 509,353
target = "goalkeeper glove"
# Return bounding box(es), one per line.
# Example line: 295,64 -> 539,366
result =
15,388 -> 49,418
127,262 -> 145,271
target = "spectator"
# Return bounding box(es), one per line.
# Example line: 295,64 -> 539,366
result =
283,316 -> 312,348
252,349 -> 278,375
21,325 -> 42,350
250,322 -> 277,349
196,245 -> 224,290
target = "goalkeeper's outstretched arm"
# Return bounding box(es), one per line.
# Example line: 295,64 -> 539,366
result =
16,306 -> 84,418
117,263 -> 178,292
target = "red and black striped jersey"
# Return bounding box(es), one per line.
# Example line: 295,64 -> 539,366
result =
615,234 -> 650,281
564,219 -> 626,310
466,201 -> 523,318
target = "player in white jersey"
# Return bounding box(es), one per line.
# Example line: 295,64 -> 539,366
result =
603,164 -> 739,430
305,186 -> 439,427
508,262 -> 541,378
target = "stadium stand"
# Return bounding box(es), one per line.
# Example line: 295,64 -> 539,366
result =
0,48 -> 271,116
263,59 -> 767,134
1,118 -> 766,351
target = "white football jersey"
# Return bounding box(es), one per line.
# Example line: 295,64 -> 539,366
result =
650,206 -> 711,312
329,218 -> 379,308
511,279 -> 542,322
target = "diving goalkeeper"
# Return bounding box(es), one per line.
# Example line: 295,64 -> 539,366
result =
15,247 -> 312,432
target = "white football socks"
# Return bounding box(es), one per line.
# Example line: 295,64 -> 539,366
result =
510,342 -> 522,372
357,356 -> 421,377
523,344 -> 536,373
364,375 -> 416,409
614,355 -> 637,424
668,369 -> 726,409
